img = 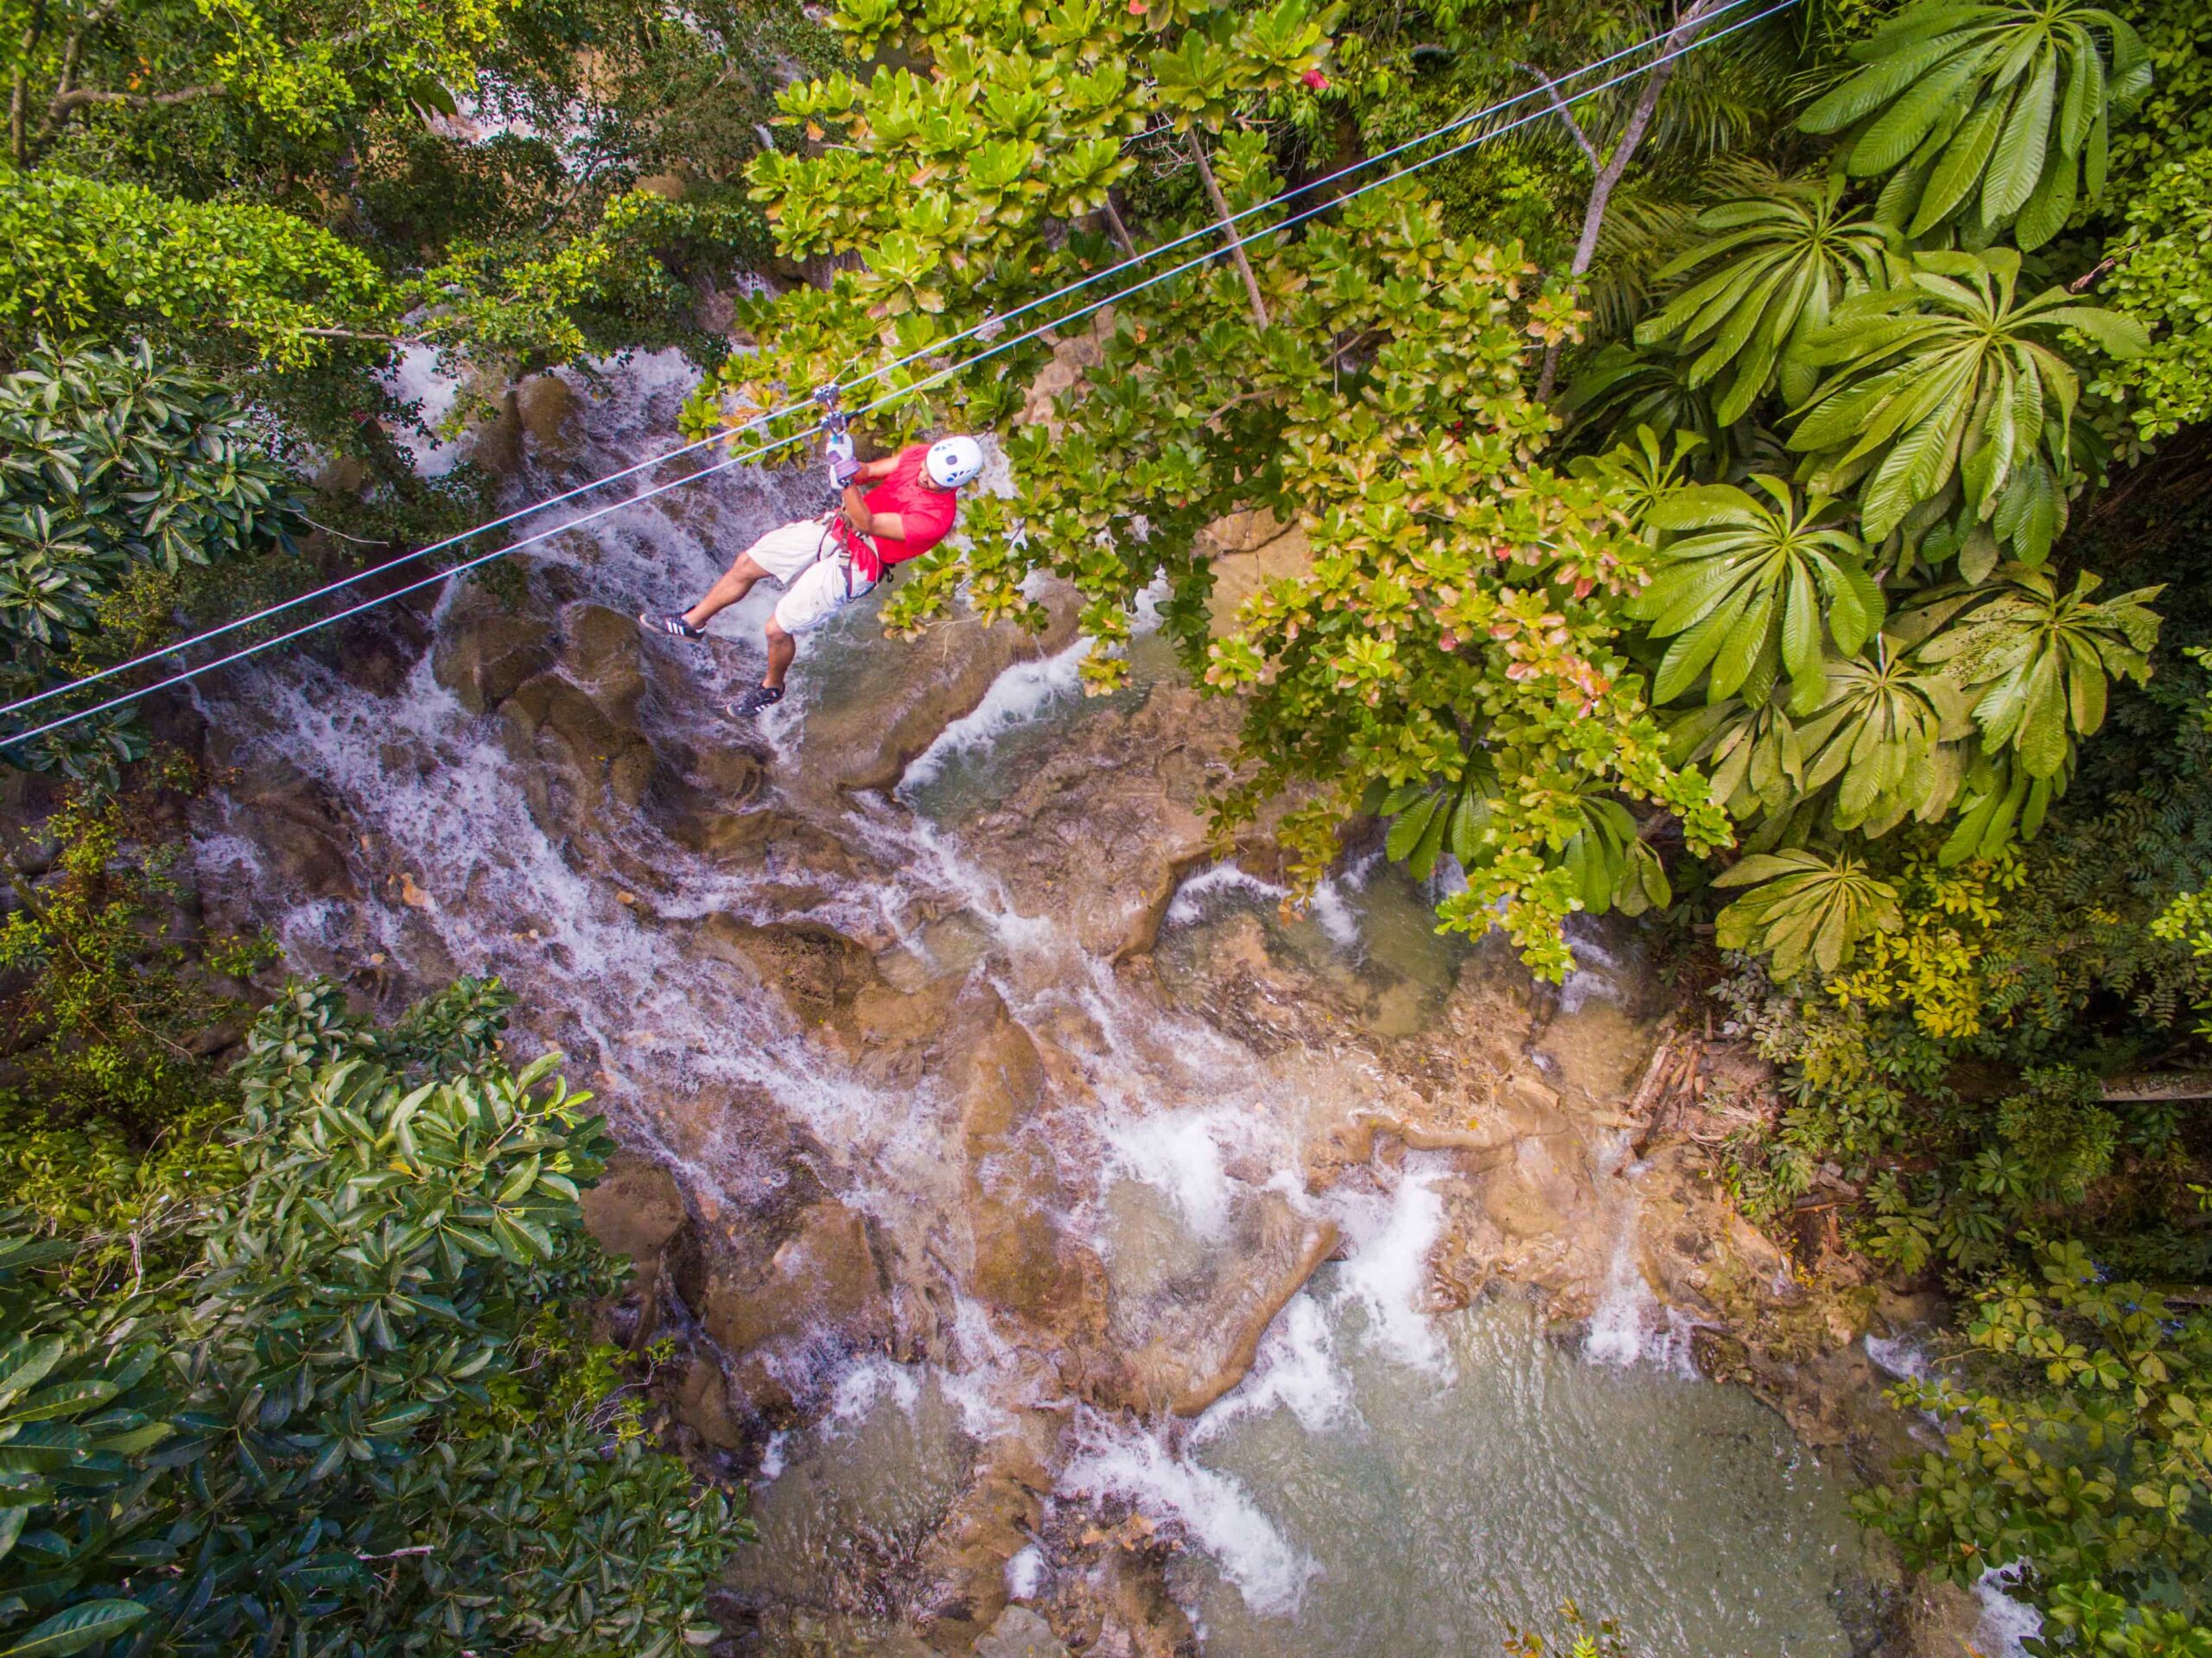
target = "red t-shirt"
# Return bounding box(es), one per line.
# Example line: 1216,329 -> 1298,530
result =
835,444 -> 959,582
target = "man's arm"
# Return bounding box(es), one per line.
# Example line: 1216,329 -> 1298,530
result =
838,484 -> 906,543
835,452 -> 906,537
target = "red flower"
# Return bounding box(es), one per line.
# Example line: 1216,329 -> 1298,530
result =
1128,0 -> 1147,12
1301,68 -> 1330,89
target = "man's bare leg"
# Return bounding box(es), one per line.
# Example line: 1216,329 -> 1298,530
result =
728,617 -> 800,717
762,619 -> 797,689
683,553 -> 771,631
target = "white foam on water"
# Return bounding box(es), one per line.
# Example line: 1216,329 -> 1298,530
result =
755,1430 -> 791,1483
1004,1544 -> 1046,1601
567,346 -> 702,404
1163,861 -> 1289,928
897,634 -> 1094,793
1974,1565 -> 2043,1657
823,1356 -> 924,1434
1191,1293 -> 1354,1445
1331,1160 -> 1451,1375
1104,1109 -> 1236,1242
933,1293 -> 1030,1441
1306,878 -> 1363,951
1582,1199 -> 1697,1376
842,797 -> 1058,958
1063,1414 -> 1317,1617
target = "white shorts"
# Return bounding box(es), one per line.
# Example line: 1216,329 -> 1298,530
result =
739,519 -> 877,635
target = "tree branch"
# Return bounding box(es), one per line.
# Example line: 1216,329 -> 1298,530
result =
45,81 -> 225,123
46,0 -> 122,128
1189,131 -> 1270,331
295,327 -> 413,344
1101,192 -> 1140,259
1512,60 -> 1600,168
1536,0 -> 1726,402
10,2 -> 47,168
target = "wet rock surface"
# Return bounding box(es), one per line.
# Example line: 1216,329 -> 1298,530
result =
188,398 -> 1924,1657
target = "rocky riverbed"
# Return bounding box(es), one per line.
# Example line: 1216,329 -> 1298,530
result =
177,352 -> 1997,1658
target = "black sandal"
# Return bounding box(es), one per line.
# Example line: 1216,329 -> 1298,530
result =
639,610 -> 703,640
728,684 -> 785,718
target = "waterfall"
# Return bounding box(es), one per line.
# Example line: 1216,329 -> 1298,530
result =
191,350 -> 1884,1656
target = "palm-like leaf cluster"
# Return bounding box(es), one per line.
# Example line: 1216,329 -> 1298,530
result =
1669,646 -> 1974,843
1800,0 -> 2152,247
1910,565 -> 2160,776
1630,474 -> 1882,712
1713,848 -> 1903,975
1789,247 -> 2145,569
1552,0 -> 2172,986
1634,175 -> 1897,423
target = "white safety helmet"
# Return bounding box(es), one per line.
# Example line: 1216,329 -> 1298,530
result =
925,435 -> 984,489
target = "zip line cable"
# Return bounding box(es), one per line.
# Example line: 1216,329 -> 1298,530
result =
1,0 -> 1781,728
4,0 -> 1790,751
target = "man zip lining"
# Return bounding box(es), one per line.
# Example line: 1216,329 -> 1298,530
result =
639,409 -> 984,717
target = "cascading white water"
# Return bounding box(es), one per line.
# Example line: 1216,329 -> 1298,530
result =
196,352 -> 1883,1656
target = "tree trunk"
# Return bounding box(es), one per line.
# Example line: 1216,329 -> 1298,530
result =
1189,132 -> 1269,330
1535,0 -> 1723,402
10,4 -> 43,168
1102,192 -> 1140,260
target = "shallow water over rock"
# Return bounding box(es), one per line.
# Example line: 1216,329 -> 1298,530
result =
1162,1293 -> 1873,1657
193,353 -> 1894,1656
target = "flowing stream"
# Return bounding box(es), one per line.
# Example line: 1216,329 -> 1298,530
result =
192,353 -> 1886,1655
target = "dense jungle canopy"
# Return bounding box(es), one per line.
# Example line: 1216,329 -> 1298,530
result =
2,0 -> 2210,1649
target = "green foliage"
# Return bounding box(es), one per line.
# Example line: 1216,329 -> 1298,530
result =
0,0 -> 511,167
1859,1243 -> 2212,1654
0,779 -> 274,1143
0,168 -> 737,381
2092,148 -> 2212,441
713,9 -> 1732,980
2090,0 -> 2209,190
745,0 -> 1332,322
1797,648 -> 1976,833
1798,0 -> 2152,248
1631,174 -> 1898,424
2152,884 -> 2212,1039
0,342 -> 305,777
0,979 -> 747,1658
0,172 -> 393,370
1908,564 -> 2160,782
1670,645 -> 1976,839
1789,246 -> 2145,569
1713,846 -> 1903,974
1631,474 -> 1881,712
1993,1065 -> 2119,1203
1562,342 -> 1745,461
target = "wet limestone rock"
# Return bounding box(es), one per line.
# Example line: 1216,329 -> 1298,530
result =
972,1607 -> 1067,1658
967,681 -> 1246,959
578,1152 -> 690,1275
515,373 -> 582,459
219,758 -> 361,902
689,913 -> 883,1032
913,1438 -> 1055,1652
1195,507 -> 1312,638
956,993 -> 1112,1354
432,604 -> 556,715
782,582 -> 1082,797
497,603 -> 671,834
695,1197 -> 893,1420
671,1352 -> 744,1451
